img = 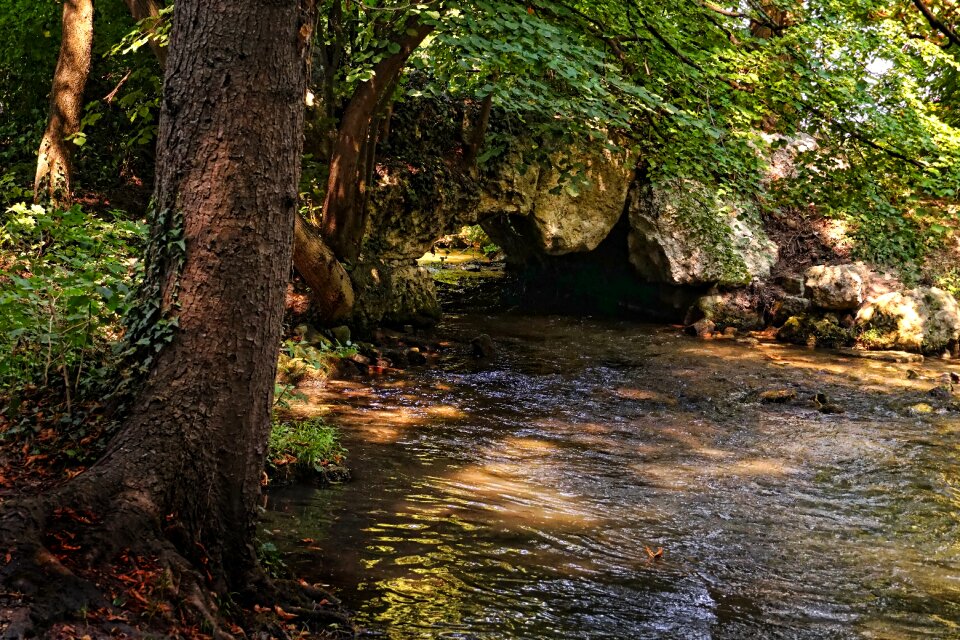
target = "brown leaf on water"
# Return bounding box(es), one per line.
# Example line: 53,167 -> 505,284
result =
645,546 -> 664,560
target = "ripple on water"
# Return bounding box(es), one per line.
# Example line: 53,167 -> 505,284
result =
264,314 -> 960,639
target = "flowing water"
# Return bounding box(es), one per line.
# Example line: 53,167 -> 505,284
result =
264,312 -> 960,639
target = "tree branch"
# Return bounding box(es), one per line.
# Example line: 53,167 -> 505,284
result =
911,0 -> 960,48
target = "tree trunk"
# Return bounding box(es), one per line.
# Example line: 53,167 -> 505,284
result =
319,16 -> 434,262
124,0 -> 168,68
294,214 -> 355,323
123,0 -> 354,324
1,1 -> 321,634
109,0 -> 314,590
34,0 -> 94,207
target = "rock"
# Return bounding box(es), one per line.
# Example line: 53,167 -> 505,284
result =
471,334 -> 496,358
384,349 -> 408,368
330,325 -> 351,345
349,353 -> 371,366
771,295 -> 811,326
776,274 -> 805,296
777,315 -> 854,349
804,264 -> 864,311
692,290 -> 764,330
760,389 -> 797,403
627,179 -> 778,286
406,347 -> 428,366
686,318 -> 716,338
907,369 -> 920,379
835,348 -> 924,363
722,327 -> 738,337
478,146 -> 635,255
929,384 -> 953,400
856,287 -> 960,353
736,337 -> 760,347
350,259 -> 441,329
813,392 -> 844,414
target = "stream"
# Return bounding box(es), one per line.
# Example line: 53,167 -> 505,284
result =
263,312 -> 960,639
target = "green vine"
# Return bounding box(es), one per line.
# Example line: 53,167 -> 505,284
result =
115,202 -> 186,386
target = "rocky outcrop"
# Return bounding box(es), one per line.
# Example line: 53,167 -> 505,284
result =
350,259 -> 442,329
627,179 -> 778,286
350,161 -> 480,328
479,148 -> 635,256
856,287 -> 960,354
804,264 -> 864,310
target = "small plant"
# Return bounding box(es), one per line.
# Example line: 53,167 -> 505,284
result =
267,416 -> 348,485
255,539 -> 288,579
0,202 -> 145,417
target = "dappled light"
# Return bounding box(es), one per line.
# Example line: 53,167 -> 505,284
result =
264,313 -> 960,638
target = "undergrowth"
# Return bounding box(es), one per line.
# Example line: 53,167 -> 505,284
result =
267,416 -> 348,485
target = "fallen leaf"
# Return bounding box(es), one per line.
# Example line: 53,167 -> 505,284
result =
274,605 -> 298,620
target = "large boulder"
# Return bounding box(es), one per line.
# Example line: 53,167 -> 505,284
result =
350,259 -> 441,329
478,147 -> 635,255
803,264 -> 864,310
350,162 -> 480,327
856,287 -> 960,353
626,179 -> 777,286
690,290 -> 764,330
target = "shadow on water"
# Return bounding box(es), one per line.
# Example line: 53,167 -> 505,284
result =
263,312 -> 960,639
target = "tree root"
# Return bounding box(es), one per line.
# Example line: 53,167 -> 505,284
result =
1,481 -> 355,639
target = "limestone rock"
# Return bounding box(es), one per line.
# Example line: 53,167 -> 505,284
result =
856,287 -> 960,353
692,290 -> 764,330
627,179 -> 777,286
804,264 -> 863,310
771,295 -> 811,326
686,318 -> 716,338
350,259 -> 441,329
776,314 -> 854,348
478,147 -> 635,255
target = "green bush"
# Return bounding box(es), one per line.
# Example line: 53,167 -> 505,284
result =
0,202 -> 145,407
267,416 -> 348,484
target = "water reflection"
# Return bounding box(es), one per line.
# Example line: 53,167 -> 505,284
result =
264,313 -> 960,639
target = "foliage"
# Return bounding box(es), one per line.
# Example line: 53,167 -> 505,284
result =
267,416 -> 348,482
0,202 -> 145,407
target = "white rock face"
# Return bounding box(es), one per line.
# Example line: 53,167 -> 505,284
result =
804,264 -> 864,310
627,180 -> 778,286
856,287 -> 960,353
478,148 -> 635,255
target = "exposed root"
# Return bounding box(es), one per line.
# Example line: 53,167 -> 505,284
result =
1,483 -> 354,639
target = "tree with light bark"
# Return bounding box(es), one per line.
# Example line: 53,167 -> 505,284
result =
33,0 -> 94,207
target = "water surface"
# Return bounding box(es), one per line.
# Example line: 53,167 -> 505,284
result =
264,313 -> 960,639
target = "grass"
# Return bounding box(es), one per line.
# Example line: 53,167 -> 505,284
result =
267,417 -> 348,485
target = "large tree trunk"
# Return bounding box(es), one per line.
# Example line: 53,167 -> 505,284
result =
1,1 -> 334,635
319,16 -> 434,262
34,0 -> 94,207
123,0 -> 355,323
106,0 -> 313,589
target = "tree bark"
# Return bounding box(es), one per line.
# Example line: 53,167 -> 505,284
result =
34,0 -> 94,207
1,1 -> 319,633
122,0 -> 353,324
294,214 -> 355,323
319,16 -> 434,261
110,0 -> 314,590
